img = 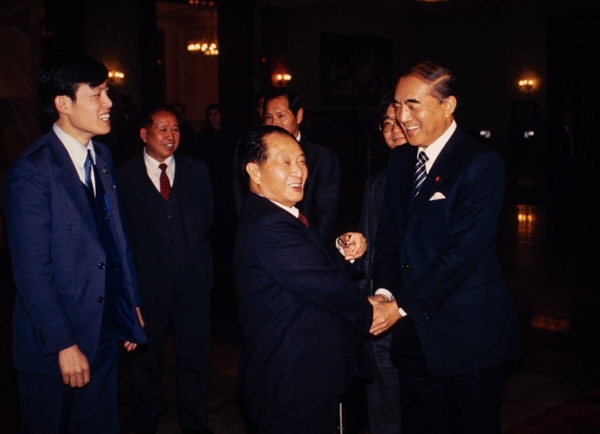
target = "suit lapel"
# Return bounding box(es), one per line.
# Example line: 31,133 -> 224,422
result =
48,132 -> 98,240
406,128 -> 460,228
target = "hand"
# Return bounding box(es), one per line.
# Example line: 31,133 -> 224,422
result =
58,344 -> 90,388
337,232 -> 367,261
368,296 -> 401,335
124,307 -> 145,352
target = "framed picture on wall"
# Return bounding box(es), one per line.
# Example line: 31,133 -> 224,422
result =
321,33 -> 393,105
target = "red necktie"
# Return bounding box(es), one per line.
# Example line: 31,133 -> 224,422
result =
159,163 -> 171,200
298,212 -> 309,228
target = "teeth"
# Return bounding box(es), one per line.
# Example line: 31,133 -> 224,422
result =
406,126 -> 418,130
100,114 -> 110,121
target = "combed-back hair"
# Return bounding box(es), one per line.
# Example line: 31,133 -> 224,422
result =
403,60 -> 456,103
263,88 -> 302,116
39,54 -> 108,121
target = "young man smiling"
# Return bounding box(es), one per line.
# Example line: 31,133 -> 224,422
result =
2,54 -> 145,433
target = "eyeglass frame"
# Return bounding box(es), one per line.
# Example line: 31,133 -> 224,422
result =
379,117 -> 399,133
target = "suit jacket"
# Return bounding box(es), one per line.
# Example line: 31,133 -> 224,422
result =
115,153 -> 214,299
297,135 -> 341,243
357,169 -> 387,295
373,127 -> 521,377
234,193 -> 372,409
2,130 -> 145,376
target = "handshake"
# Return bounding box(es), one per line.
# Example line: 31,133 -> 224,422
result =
368,294 -> 401,335
336,232 -> 403,336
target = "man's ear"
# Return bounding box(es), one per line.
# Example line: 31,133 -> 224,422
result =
444,96 -> 457,118
55,95 -> 72,116
246,162 -> 261,185
140,128 -> 148,144
296,107 -> 304,125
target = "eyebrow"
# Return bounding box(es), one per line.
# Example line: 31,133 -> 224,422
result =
394,97 -> 421,105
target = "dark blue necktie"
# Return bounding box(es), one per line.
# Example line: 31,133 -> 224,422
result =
413,151 -> 429,197
84,149 -> 94,195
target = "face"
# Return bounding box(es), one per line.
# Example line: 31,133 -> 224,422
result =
394,75 -> 456,148
381,104 -> 407,150
248,132 -> 307,207
207,108 -> 222,129
141,110 -> 180,162
263,95 -> 303,138
55,81 -> 112,145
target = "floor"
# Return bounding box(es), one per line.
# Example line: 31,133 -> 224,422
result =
1,164 -> 598,433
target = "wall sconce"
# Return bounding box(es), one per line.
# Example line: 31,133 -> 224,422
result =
108,70 -> 125,80
273,73 -> 292,87
518,79 -> 534,90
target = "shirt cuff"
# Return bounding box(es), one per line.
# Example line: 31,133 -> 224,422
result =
374,288 -> 407,318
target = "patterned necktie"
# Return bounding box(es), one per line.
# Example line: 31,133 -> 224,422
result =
413,151 -> 429,197
298,212 -> 309,228
159,163 -> 171,200
84,149 -> 93,195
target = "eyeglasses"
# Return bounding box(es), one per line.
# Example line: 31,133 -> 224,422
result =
379,118 -> 397,133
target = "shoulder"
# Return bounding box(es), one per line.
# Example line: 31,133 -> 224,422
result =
6,131 -> 63,177
452,129 -> 504,169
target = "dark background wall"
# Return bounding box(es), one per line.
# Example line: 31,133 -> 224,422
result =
1,0 -> 598,234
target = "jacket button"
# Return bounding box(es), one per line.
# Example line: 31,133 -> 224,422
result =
98,263 -> 106,269
401,264 -> 411,269
97,297 -> 105,303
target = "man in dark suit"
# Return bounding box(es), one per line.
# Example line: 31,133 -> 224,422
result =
373,61 -> 521,433
2,54 -> 145,433
116,106 -> 214,434
358,91 -> 407,434
263,88 -> 341,243
234,125 -> 394,434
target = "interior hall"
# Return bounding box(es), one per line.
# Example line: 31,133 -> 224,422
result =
1,0 -> 598,432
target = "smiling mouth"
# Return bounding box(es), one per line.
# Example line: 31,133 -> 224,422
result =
100,113 -> 110,121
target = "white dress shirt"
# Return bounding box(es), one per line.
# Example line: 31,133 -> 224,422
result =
143,148 -> 176,192
53,123 -> 97,195
375,121 -> 458,316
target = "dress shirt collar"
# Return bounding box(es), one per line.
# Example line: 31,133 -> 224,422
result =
418,120 -> 456,172
53,123 -> 96,185
143,148 -> 176,190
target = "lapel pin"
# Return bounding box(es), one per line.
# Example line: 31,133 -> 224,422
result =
435,176 -> 441,182
103,167 -> 109,174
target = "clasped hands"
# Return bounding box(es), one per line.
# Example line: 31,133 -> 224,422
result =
337,232 -> 367,261
368,294 -> 401,335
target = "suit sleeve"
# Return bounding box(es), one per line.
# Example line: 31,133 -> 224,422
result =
401,153 -> 506,326
2,157 -> 78,355
254,213 -> 372,333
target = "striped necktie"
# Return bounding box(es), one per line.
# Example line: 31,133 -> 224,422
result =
413,151 -> 429,197
84,149 -> 94,195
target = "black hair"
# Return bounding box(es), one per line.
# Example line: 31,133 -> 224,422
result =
402,60 -> 456,103
237,125 -> 294,181
263,88 -> 302,116
205,103 -> 221,117
139,105 -> 181,130
38,54 -> 109,121
376,90 -> 395,125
